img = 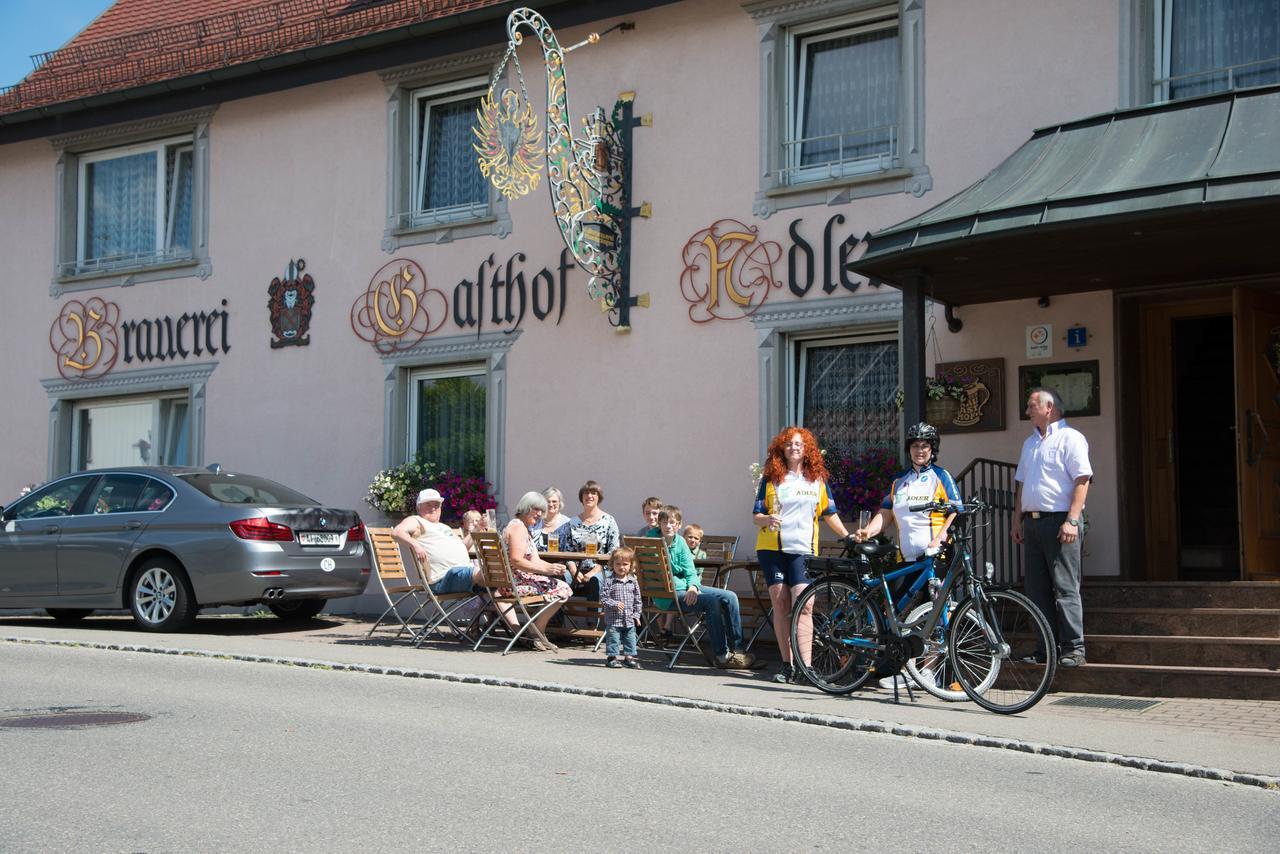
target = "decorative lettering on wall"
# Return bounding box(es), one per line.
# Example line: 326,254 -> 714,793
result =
121,300 -> 231,364
349,260 -> 447,354
50,298 -> 231,381
679,215 -> 876,323
268,258 -> 315,348
679,220 -> 782,323
49,298 -> 120,380
352,249 -> 575,348
786,214 -> 868,297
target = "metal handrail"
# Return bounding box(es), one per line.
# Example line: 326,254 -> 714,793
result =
778,123 -> 898,185
954,457 -> 1023,585
1154,55 -> 1280,100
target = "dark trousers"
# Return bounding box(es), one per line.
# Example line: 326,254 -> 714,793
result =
1023,512 -> 1085,655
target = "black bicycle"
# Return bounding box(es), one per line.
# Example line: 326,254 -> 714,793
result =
788,499 -> 1057,715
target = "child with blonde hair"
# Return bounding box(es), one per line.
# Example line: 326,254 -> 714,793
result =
600,547 -> 643,669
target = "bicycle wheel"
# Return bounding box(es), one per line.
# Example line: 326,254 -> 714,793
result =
947,588 -> 1056,714
901,600 -> 994,702
791,579 -> 881,695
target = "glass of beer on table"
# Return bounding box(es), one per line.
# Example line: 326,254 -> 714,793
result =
547,530 -> 560,552
583,531 -> 599,556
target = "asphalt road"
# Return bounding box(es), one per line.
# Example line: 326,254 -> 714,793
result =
0,643 -> 1275,852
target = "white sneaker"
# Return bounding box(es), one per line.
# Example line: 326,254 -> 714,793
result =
877,673 -> 908,690
918,667 -> 935,686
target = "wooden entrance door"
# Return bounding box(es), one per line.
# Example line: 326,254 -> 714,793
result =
1234,287 -> 1280,580
1139,297 -> 1231,580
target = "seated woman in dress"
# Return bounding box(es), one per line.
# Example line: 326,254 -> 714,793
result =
498,491 -> 573,651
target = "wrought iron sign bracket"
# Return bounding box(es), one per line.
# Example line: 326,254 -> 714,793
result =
612,91 -> 651,333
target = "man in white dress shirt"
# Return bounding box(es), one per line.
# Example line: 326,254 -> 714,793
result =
1012,388 -> 1092,668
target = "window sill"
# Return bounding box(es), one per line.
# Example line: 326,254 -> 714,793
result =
52,257 -> 212,297
383,209 -> 511,251
754,165 -> 932,218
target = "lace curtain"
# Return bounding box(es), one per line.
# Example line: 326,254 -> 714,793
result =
418,96 -> 488,212
798,25 -> 898,166
799,339 -> 899,456
1168,0 -> 1280,98
86,151 -> 156,262
414,374 -> 486,478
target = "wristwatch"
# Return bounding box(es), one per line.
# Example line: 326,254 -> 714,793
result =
1067,517 -> 1080,527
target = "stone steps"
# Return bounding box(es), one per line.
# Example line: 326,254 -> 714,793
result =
1082,581 -> 1280,609
1063,580 -> 1280,699
1051,661 -> 1280,701
1085,607 -> 1280,638
1083,634 -> 1280,669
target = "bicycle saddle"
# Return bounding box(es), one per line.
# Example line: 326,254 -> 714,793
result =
853,541 -> 897,558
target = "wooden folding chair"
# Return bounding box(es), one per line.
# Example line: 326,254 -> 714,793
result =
700,534 -> 739,561
555,596 -> 606,650
623,536 -> 713,669
364,527 -> 430,640
408,552 -> 483,647
470,530 -> 559,655
737,562 -> 776,653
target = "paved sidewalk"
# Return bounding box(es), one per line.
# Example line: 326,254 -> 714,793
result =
3,614 -> 1279,787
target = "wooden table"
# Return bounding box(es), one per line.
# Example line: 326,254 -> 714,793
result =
537,550 -> 607,562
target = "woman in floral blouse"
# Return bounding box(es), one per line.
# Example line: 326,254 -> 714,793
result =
564,479 -> 620,599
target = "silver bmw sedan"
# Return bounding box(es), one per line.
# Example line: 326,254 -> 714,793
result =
0,467 -> 370,631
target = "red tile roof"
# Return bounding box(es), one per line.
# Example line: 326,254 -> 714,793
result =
0,0 -> 510,116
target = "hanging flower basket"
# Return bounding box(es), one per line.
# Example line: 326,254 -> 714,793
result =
925,396 -> 961,426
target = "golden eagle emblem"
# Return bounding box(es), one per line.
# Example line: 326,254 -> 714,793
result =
473,88 -> 545,200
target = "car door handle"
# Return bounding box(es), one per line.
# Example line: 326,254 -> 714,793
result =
43,525 -> 60,535
123,521 -> 143,530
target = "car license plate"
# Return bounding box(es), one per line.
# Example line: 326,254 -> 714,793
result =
298,531 -> 341,547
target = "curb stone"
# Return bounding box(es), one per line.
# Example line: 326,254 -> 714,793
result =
5,634 -> 1278,792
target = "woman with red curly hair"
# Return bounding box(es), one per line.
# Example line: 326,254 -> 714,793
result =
752,426 -> 854,684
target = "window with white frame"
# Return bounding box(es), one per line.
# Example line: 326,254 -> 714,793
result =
791,331 -> 899,456
1154,0 -> 1280,101
788,10 -> 900,184
408,364 -> 487,478
410,78 -> 490,221
71,393 -> 191,471
745,0 -> 929,217
52,108 -> 212,291
77,136 -> 193,272
381,52 -> 510,250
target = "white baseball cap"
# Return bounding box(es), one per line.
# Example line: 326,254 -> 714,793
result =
416,488 -> 444,505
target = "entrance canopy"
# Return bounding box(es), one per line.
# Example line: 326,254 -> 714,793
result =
854,84 -> 1280,304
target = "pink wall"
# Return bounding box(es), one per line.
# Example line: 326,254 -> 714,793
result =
0,0 -> 1130,608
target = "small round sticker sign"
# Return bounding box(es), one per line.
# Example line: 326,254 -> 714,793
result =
321,558 -> 336,572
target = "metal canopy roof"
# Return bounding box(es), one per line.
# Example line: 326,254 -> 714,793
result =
853,84 -> 1280,305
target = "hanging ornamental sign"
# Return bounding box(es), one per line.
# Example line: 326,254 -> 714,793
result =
350,259 -> 447,353
474,7 -> 638,328
268,258 -> 315,348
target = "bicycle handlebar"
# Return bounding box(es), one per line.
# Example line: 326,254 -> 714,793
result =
907,498 -> 987,515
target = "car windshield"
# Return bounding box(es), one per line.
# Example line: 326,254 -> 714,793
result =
179,473 -> 318,506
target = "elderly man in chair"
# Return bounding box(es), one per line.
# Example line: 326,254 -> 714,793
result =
393,488 -> 483,595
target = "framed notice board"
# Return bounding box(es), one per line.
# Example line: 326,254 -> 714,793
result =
1017,360 -> 1100,419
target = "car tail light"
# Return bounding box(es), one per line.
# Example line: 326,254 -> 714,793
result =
230,517 -> 294,541
347,521 -> 366,543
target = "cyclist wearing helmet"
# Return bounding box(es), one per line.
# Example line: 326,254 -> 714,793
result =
855,423 -> 962,562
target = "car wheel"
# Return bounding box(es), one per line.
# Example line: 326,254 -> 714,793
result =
129,559 -> 197,632
46,608 -> 94,624
267,598 -> 327,622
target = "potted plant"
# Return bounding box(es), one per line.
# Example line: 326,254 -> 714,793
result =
895,376 -> 967,425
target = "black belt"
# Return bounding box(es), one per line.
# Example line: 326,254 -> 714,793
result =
1027,511 -> 1066,519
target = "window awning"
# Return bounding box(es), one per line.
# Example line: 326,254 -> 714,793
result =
853,84 -> 1280,305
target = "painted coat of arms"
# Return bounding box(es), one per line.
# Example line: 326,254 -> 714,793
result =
268,259 -> 315,348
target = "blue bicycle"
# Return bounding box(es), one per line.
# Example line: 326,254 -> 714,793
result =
789,499 -> 1056,714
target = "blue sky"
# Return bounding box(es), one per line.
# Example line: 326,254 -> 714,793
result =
0,1 -> 113,88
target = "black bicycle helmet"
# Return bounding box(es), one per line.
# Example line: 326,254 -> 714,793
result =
905,422 -> 940,464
